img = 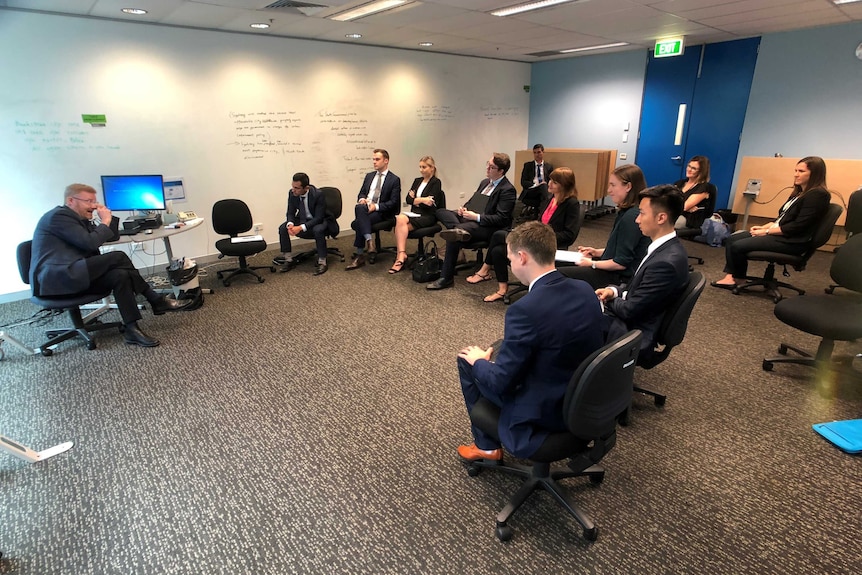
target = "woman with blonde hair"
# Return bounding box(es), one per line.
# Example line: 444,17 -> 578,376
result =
389,156 -> 444,274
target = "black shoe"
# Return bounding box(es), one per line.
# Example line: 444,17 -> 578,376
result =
272,256 -> 287,266
278,260 -> 297,273
346,254 -> 366,270
439,228 -> 471,243
150,296 -> 193,315
124,323 -> 160,347
427,277 -> 454,290
313,263 -> 328,276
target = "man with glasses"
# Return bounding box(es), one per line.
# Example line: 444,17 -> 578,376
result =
427,153 -> 516,290
30,183 -> 191,348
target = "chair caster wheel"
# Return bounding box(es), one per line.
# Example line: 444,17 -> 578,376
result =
258,277 -> 265,283
773,296 -> 782,304
589,472 -> 605,484
778,344 -> 788,355
617,409 -> 631,427
583,527 -> 598,542
466,465 -> 481,477
269,266 -> 276,273
731,287 -> 740,295
825,287 -> 834,294
654,395 -> 666,407
495,523 -> 513,542
762,360 -> 773,371
40,347 -> 53,357
223,281 -> 231,287
217,271 -> 224,279
87,341 -> 97,350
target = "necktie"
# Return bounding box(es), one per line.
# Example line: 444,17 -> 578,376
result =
370,173 -> 382,204
301,195 -> 310,223
537,163 -> 543,183
482,181 -> 494,196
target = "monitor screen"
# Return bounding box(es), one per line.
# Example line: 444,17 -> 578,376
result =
100,175 -> 166,212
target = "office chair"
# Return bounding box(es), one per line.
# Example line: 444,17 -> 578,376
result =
362,217 -> 395,264
290,186 -> 346,265
625,271 -> 706,417
676,183 -> 717,266
504,203 -> 587,304
404,189 -> 446,267
16,240 -> 123,356
465,330 -> 642,542
732,203 -> 843,303
763,233 -> 862,375
212,199 -> 274,287
826,187 -> 861,294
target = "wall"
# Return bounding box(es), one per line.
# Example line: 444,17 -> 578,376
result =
0,11 -> 530,300
733,21 -> 862,202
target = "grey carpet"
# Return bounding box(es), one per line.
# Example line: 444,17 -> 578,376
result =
1,216 -> 861,574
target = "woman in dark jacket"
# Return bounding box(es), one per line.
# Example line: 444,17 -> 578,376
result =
712,155 -> 831,288
467,167 -> 581,303
389,155 -> 444,273
674,155 -> 717,230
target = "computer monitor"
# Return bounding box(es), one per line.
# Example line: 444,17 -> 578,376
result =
100,175 -> 166,212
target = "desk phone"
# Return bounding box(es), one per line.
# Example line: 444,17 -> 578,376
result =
178,211 -> 197,222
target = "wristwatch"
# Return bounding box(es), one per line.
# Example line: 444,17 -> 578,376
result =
591,261 -> 597,270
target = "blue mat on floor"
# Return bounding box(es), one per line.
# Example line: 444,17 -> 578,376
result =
813,419 -> 862,453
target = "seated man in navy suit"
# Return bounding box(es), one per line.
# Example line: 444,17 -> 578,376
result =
274,172 -> 338,276
30,184 -> 191,348
596,184 -> 689,361
346,148 -> 401,270
427,152 -> 516,290
456,221 -> 604,461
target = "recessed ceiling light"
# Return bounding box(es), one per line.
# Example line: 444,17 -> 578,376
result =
833,0 -> 862,5
491,0 -> 579,17
560,42 -> 629,53
121,8 -> 147,15
250,23 -> 271,29
418,42 -> 433,47
345,33 -> 363,39
331,0 -> 409,22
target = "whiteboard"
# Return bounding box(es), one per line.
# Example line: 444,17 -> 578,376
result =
0,11 -> 529,298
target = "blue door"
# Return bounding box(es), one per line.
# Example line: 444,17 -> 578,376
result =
637,38 -> 760,209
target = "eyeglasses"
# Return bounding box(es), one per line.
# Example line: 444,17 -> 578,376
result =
71,196 -> 98,205
486,163 -> 500,171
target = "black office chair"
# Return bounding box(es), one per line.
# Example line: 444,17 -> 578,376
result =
290,186 -> 346,265
826,187 -> 862,294
504,203 -> 587,304
763,233 -> 862,375
404,190 -> 446,267
465,330 -> 642,542
212,199 -> 274,287
732,203 -> 843,303
363,217 -> 395,264
16,240 -> 123,356
627,271 -> 706,414
676,183 -> 718,266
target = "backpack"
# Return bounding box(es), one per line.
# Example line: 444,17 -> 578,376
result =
698,213 -> 731,247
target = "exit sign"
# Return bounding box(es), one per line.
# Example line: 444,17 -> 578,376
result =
655,37 -> 685,58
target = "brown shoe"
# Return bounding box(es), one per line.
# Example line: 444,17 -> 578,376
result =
457,442 -> 502,462
346,254 -> 366,270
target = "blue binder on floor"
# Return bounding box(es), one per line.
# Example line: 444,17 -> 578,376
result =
813,419 -> 862,453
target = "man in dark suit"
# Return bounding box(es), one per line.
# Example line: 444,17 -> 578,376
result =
597,184 -> 689,360
456,222 -> 604,461
519,143 -> 554,210
427,152 -> 516,290
346,148 -> 401,270
30,184 -> 191,348
274,172 -> 338,276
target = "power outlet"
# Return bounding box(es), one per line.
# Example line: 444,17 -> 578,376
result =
131,242 -> 142,253
253,222 -> 263,232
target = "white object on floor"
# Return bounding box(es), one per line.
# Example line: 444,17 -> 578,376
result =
1,435 -> 73,463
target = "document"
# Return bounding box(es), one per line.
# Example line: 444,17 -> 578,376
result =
555,250 -> 583,264
231,235 -> 264,243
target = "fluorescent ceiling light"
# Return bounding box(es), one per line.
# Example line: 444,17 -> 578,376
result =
345,33 -> 363,39
418,42 -> 433,47
491,0 -> 579,17
250,23 -> 271,29
331,0 -> 409,22
560,42 -> 629,53
121,8 -> 147,15
833,0 -> 862,5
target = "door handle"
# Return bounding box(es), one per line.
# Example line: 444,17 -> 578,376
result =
671,156 -> 682,161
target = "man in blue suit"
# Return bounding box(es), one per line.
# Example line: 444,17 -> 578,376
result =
597,184 -> 689,362
274,172 -> 338,276
30,184 -> 191,347
346,148 -> 401,270
456,221 -> 604,461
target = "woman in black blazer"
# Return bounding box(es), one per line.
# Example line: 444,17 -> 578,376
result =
673,155 -> 717,230
389,155 -> 444,273
468,167 -> 581,302
712,155 -> 831,289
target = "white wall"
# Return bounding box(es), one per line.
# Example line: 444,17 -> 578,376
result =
0,11 -> 530,300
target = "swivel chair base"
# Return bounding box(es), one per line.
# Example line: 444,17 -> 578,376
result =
465,458 -> 603,542
733,263 -> 805,303
40,308 -> 123,356
216,255 -> 275,286
762,340 -> 861,377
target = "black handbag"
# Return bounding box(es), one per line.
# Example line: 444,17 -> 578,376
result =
412,240 -> 441,283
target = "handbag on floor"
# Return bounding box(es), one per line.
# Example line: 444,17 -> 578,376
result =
412,240 -> 441,283
812,419 -> 862,453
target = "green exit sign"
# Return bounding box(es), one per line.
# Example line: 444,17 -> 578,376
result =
655,37 -> 685,58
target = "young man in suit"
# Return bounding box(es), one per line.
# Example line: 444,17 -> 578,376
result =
30,184 -> 191,348
456,221 -> 604,461
519,143 -> 554,210
427,153 -> 516,290
596,184 -> 689,360
346,148 -> 401,270
274,172 -> 338,276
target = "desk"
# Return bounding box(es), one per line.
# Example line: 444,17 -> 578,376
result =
108,217 -> 205,261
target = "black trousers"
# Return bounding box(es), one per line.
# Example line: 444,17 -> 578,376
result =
351,204 -> 390,249
278,221 -> 330,261
723,231 -> 806,278
484,229 -> 510,283
558,265 -> 623,290
85,251 -> 151,324
436,209 -> 496,281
